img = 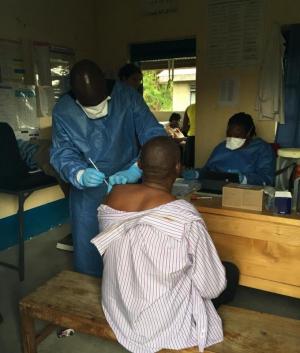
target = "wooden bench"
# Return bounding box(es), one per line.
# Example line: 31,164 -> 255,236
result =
19,270 -> 300,353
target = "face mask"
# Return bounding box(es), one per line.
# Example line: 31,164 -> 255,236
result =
76,96 -> 111,119
226,137 -> 246,150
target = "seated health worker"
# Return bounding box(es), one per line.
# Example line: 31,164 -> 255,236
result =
184,112 -> 275,186
50,59 -> 166,277
92,136 -> 239,353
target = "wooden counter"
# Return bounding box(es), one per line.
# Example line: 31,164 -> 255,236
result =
192,197 -> 300,298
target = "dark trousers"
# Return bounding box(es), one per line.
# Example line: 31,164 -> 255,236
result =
183,136 -> 195,168
212,262 -> 240,309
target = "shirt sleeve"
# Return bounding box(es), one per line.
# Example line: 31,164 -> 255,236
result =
50,113 -> 88,189
17,139 -> 39,170
187,220 -> 226,299
244,143 -> 276,186
132,91 -> 167,145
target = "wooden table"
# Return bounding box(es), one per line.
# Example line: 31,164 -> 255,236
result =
192,197 -> 300,298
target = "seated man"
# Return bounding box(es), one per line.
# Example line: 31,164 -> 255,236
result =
91,136 -> 239,353
17,138 -> 73,251
17,138 -> 70,195
165,112 -> 187,145
184,112 -> 276,186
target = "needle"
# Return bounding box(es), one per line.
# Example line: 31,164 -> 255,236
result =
88,158 -> 109,187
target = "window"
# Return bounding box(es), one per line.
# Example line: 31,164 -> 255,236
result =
130,38 -> 196,115
189,82 -> 196,105
141,59 -> 196,112
33,44 -> 75,118
50,47 -> 74,102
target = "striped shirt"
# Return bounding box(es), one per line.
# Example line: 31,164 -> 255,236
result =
91,199 -> 226,353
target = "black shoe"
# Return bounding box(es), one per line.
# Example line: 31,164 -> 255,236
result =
56,233 -> 74,252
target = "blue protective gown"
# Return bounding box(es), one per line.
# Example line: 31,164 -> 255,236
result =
200,138 -> 275,186
50,82 -> 166,276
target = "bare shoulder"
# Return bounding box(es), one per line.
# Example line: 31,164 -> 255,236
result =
105,184 -> 140,208
105,185 -> 127,203
105,184 -> 176,212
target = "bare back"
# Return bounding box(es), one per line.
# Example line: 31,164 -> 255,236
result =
105,184 -> 176,212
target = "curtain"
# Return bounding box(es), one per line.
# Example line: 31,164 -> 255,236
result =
276,25 -> 300,147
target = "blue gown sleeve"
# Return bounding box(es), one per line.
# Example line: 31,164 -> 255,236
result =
195,146 -> 220,179
183,148 -> 217,181
50,114 -> 88,189
244,143 -> 275,186
132,92 -> 167,145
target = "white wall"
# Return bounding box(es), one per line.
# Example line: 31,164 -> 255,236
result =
173,82 -> 191,111
95,0 -> 300,165
0,0 -> 98,61
0,0 -> 99,217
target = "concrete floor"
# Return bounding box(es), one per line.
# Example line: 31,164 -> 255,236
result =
0,224 -> 299,353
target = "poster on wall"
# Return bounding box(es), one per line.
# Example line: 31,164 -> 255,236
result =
0,38 -> 74,136
0,40 -> 25,83
141,0 -> 178,15
0,83 -> 38,134
218,78 -> 240,106
207,0 -> 264,67
0,40 -> 38,138
0,85 -> 18,129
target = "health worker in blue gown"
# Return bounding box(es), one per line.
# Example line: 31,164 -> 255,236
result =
50,60 -> 166,277
184,112 -> 275,186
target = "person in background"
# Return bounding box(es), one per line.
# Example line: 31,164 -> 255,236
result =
118,63 -> 143,92
50,59 -> 166,277
165,112 -> 187,144
17,138 -> 70,197
92,136 -> 239,353
182,103 -> 196,168
184,112 -> 275,186
17,138 -> 73,251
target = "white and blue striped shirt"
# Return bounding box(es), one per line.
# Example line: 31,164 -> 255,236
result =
92,199 -> 226,353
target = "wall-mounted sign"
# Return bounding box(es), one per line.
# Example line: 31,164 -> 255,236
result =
207,0 -> 264,67
142,0 -> 178,16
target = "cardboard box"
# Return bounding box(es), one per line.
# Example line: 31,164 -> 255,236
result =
222,183 -> 264,211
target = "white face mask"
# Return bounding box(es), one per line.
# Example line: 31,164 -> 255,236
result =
76,96 -> 111,119
226,137 -> 246,150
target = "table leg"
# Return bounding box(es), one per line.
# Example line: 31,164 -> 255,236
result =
20,307 -> 37,353
18,193 -> 25,281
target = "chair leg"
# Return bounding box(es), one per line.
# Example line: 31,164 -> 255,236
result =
18,193 -> 25,282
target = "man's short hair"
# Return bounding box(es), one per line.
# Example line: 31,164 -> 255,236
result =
140,136 -> 180,180
169,113 -> 181,123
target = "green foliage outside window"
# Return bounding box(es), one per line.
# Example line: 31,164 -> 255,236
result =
142,71 -> 173,111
